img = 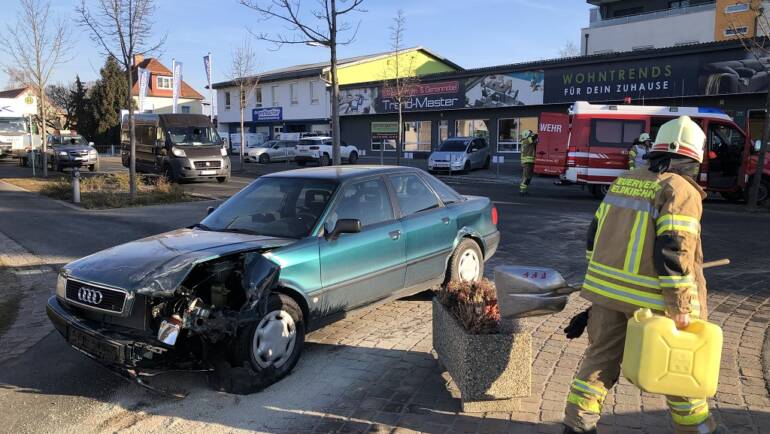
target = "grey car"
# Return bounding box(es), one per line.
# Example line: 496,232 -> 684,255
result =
46,134 -> 100,172
427,137 -> 490,174
245,139 -> 298,163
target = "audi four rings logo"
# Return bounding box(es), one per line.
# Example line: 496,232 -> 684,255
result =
78,287 -> 103,305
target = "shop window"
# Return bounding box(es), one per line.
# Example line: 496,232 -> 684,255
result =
255,87 -> 263,108
497,117 -> 538,153
455,119 -> 489,141
590,119 -> 644,147
404,121 -> 432,152
371,122 -> 398,152
439,120 -> 448,144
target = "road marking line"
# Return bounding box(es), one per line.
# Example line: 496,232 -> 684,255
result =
493,201 -> 525,206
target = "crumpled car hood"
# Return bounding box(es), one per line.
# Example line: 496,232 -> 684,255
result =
63,228 -> 294,297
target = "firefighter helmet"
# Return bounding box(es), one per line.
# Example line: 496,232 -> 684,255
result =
651,116 -> 705,163
522,129 -> 534,139
638,133 -> 651,143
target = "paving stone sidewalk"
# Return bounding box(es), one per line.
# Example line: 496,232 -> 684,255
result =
0,232 -> 63,364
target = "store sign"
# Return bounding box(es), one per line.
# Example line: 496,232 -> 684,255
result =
252,107 -> 283,121
340,80 -> 464,115
543,47 -> 766,104
371,121 -> 398,151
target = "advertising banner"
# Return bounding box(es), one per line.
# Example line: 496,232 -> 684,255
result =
137,67 -> 149,113
543,47 -> 769,104
252,107 -> 283,122
465,72 -> 544,107
340,80 -> 464,115
172,60 -> 183,114
203,53 -> 216,118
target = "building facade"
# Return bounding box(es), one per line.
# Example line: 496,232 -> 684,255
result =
581,0 -> 770,55
131,55 -> 205,115
212,47 -> 460,145
338,39 -> 769,160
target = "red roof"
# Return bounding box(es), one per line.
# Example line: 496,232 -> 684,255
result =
0,87 -> 31,99
131,58 -> 203,100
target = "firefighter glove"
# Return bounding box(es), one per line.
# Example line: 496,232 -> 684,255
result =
564,308 -> 591,339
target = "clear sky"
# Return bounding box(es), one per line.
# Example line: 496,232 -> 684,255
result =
0,0 -> 592,97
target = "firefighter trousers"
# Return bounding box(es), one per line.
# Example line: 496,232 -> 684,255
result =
564,304 -> 717,433
520,163 -> 534,193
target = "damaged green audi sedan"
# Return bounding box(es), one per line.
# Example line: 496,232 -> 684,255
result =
46,166 -> 500,394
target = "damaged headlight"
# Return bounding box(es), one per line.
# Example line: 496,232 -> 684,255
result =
56,273 -> 66,298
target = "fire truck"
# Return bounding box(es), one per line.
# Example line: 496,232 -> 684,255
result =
534,101 -> 769,203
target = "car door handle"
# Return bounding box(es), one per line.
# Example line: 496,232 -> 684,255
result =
441,217 -> 450,225
389,230 -> 401,240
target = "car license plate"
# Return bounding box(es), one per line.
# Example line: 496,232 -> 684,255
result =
434,162 -> 449,167
68,328 -> 121,364
201,170 -> 216,175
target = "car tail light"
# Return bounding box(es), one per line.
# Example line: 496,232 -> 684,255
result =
491,206 -> 498,226
309,146 -> 319,150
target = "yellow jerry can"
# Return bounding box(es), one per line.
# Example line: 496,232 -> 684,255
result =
622,308 -> 723,398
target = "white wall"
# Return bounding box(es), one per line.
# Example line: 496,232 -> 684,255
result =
581,9 -> 716,54
215,76 -> 330,124
134,96 -> 203,114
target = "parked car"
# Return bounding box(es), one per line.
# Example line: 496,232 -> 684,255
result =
121,113 -> 230,183
246,139 -> 298,163
46,134 -> 100,172
295,136 -> 359,166
428,137 -> 491,174
46,166 -> 499,394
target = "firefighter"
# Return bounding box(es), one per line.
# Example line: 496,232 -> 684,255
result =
562,116 -> 720,434
628,132 -> 652,170
519,129 -> 537,195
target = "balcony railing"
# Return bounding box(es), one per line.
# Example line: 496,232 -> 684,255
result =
588,2 -> 716,28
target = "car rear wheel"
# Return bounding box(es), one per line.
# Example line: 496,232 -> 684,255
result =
463,161 -> 471,174
483,156 -> 491,169
590,184 -> 610,199
446,238 -> 484,284
210,293 -> 305,394
744,178 -> 770,204
259,154 -> 270,164
320,154 -> 330,166
348,151 -> 358,165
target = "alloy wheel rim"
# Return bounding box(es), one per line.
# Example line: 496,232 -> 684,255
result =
458,249 -> 480,282
252,309 -> 297,369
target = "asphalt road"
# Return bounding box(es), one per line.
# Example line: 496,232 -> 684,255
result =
0,157 -> 767,433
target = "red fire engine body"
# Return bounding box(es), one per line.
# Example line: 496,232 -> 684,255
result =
534,101 -> 769,201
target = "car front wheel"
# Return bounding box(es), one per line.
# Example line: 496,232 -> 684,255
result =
259,154 -> 270,164
446,238 -> 484,284
210,293 -> 305,394
348,151 -> 358,165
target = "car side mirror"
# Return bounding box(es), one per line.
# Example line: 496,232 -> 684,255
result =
327,218 -> 362,240
754,139 -> 763,153
206,206 -> 217,215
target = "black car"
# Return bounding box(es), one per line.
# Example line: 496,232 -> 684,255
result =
47,134 -> 100,172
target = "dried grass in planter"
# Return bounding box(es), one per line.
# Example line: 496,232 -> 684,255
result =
437,279 -> 501,334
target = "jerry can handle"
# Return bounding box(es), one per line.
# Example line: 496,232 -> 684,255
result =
633,308 -> 654,322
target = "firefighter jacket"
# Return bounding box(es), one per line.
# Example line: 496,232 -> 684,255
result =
628,144 -> 648,170
521,136 -> 536,164
582,168 -> 708,318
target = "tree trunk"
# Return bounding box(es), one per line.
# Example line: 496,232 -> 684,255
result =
40,87 -> 48,177
128,67 -> 137,197
329,0 -> 341,166
397,107 -> 403,166
748,88 -> 770,209
240,97 -> 245,171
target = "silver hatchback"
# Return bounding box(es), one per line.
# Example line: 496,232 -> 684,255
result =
428,137 -> 491,174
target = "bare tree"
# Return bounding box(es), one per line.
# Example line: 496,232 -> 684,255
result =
77,0 -> 165,197
3,67 -> 31,90
229,39 -> 261,171
559,40 -> 580,58
239,0 -> 365,165
0,0 -> 72,177
382,10 -> 418,166
726,9 -> 770,209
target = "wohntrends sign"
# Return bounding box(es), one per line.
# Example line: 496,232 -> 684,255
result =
543,47 -> 769,104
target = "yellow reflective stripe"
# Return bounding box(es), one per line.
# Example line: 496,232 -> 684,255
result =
571,379 -> 607,398
584,274 -> 665,310
624,211 -> 648,274
624,211 -> 642,272
656,214 -> 700,235
586,250 -> 593,261
666,399 -> 707,411
660,274 -> 696,289
588,261 -> 660,289
568,393 -> 602,414
595,203 -> 610,242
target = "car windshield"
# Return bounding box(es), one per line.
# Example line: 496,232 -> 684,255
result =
299,139 -> 325,146
201,177 -> 337,239
0,118 -> 26,133
51,135 -> 87,146
438,140 -> 468,152
260,140 -> 278,148
167,126 -> 220,145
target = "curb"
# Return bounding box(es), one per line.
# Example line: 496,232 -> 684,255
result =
763,324 -> 770,396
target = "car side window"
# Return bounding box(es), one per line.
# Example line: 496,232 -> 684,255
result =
424,174 -> 463,205
389,174 -> 441,216
326,178 -> 394,230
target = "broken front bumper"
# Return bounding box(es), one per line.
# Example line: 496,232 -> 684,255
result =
46,295 -> 171,368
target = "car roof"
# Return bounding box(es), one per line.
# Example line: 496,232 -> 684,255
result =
299,136 -> 332,141
263,165 -> 423,181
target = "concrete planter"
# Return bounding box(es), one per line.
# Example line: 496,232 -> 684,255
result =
432,298 -> 531,413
